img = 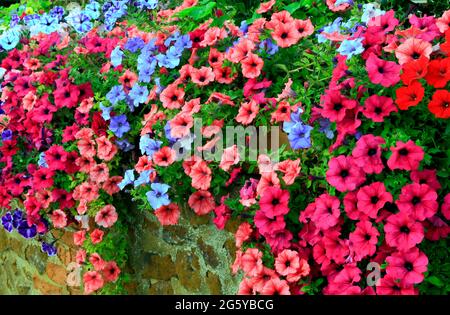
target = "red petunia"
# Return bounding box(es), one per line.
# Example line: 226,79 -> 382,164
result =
387,140 -> 424,171
428,89 -> 450,119
400,56 -> 428,85
395,81 -> 425,110
424,58 -> 450,88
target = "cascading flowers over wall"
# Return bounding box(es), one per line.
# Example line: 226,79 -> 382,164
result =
0,0 -> 449,295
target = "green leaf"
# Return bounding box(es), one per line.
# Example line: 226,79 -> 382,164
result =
174,2 -> 217,21
426,276 -> 444,288
283,2 -> 302,14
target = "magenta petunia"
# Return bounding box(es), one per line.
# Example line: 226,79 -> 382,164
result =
366,53 -> 401,87
326,155 -> 365,192
396,183 -> 438,221
387,140 -> 424,171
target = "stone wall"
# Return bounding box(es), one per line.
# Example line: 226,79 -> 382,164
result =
0,229 -> 79,294
0,207 -> 241,294
126,208 -> 241,294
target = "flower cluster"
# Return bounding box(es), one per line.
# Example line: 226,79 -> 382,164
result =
0,0 -> 449,296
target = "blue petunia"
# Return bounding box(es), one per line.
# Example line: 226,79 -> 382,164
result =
50,6 -> 65,21
318,118 -> 335,140
259,38 -> 279,55
1,129 -> 12,141
84,1 -> 101,19
0,29 -> 20,51
111,46 -> 124,67
66,12 -> 92,33
106,85 -> 126,105
17,221 -> 37,239
116,139 -> 135,152
146,183 -> 171,210
337,38 -> 364,59
38,152 -> 48,168
134,169 -> 153,187
1,212 -> 14,233
23,14 -> 41,27
99,103 -> 113,121
109,114 -> 130,138
118,169 -> 135,190
283,108 -> 304,134
125,37 -> 145,53
288,122 -> 313,149
139,134 -> 162,157
128,84 -> 148,108
136,0 -> 158,9
138,61 -> 156,83
38,13 -> 59,34
41,242 -> 57,256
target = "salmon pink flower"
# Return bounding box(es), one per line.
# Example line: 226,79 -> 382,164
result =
95,205 -> 118,228
395,38 -> 432,65
190,160 -> 212,191
103,261 -> 121,282
261,278 -> 290,295
83,271 -> 104,294
155,203 -> 180,225
90,229 -> 104,244
89,253 -> 106,271
219,145 -> 240,171
74,230 -> 86,246
256,0 -> 276,14
274,249 -> 300,276
236,100 -> 259,125
241,53 -> 263,79
153,146 -> 176,166
235,222 -> 253,248
191,66 -> 215,86
90,163 -> 109,183
294,19 -> 314,39
50,209 -> 67,229
188,190 -> 215,215
436,10 -> 450,33
170,112 -> 193,138
241,248 -> 264,277
160,84 -> 185,109
271,22 -> 301,48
